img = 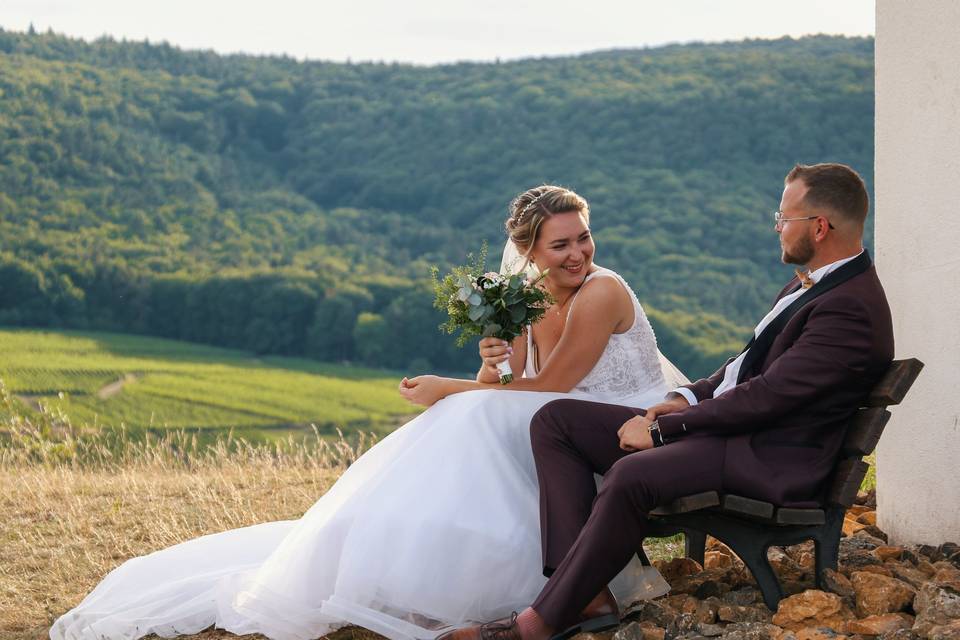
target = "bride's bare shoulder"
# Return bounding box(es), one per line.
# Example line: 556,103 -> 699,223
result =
581,267 -> 629,294
570,269 -> 632,315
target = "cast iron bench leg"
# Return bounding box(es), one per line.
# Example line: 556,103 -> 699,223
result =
730,539 -> 785,610
814,507 -> 845,589
685,530 -> 707,566
637,543 -> 652,566
651,513 -> 787,609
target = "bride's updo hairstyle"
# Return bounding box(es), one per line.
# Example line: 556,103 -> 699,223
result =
505,185 -> 590,259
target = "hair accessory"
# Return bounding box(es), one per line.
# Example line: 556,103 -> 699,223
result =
516,193 -> 546,225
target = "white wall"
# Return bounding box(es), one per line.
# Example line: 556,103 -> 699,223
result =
875,0 -> 960,545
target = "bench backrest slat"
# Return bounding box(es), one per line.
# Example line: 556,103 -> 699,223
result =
865,358 -> 924,407
827,457 -> 869,507
842,407 -> 891,456
830,359 -> 923,506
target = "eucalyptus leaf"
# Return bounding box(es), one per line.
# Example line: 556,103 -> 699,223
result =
468,305 -> 486,321
482,323 -> 502,337
509,304 -> 526,324
467,292 -> 483,306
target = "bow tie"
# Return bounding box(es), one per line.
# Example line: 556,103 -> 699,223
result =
795,269 -> 814,289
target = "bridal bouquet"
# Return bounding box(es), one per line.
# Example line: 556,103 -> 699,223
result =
432,246 -> 553,383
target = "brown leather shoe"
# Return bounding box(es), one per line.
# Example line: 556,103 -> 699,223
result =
437,613 -> 523,640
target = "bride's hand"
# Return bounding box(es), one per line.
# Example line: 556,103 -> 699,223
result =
478,337 -> 512,378
398,375 -> 450,407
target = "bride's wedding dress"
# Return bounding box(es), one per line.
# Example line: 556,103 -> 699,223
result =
51,268 -> 677,640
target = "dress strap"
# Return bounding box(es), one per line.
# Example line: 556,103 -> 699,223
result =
564,269 -> 602,320
525,325 -> 538,377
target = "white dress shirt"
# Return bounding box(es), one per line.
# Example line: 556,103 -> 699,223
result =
673,250 -> 864,406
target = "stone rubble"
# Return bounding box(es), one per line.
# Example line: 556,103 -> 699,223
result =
577,490 -> 960,640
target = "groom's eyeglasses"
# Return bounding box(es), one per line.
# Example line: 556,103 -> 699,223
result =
773,210 -> 835,231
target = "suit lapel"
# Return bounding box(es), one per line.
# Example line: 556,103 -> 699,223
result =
735,251 -> 872,384
735,278 -> 806,356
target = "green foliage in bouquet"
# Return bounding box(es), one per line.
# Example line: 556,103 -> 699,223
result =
432,244 -> 554,348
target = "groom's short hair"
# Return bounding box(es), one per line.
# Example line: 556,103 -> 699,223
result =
786,163 -> 869,228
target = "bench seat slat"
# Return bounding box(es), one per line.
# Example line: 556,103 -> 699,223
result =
650,491 -> 719,516
775,507 -> 826,525
721,494 -> 775,519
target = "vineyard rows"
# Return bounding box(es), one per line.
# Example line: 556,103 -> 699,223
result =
0,329 -> 415,436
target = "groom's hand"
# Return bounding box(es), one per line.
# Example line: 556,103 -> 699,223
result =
644,394 -> 690,421
618,415 -> 655,452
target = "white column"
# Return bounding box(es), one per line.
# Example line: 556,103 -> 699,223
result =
875,0 -> 960,545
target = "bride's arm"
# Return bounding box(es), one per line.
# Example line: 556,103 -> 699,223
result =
400,277 -> 632,405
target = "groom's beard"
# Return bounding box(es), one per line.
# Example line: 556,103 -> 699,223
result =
782,233 -> 815,266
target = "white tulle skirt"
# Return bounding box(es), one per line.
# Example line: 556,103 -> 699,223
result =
51,388 -> 670,640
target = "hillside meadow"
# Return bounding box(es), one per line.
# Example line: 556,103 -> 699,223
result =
0,328 -> 417,440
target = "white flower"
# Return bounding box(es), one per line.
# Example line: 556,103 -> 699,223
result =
480,272 -> 503,289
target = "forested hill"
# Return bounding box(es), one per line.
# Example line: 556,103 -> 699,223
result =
0,29 -> 874,378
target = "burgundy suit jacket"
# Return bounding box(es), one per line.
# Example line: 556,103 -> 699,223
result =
657,257 -> 894,507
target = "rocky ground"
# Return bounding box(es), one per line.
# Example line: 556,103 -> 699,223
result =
582,490 -> 960,640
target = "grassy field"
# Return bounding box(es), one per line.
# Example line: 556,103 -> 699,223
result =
0,328 -> 417,440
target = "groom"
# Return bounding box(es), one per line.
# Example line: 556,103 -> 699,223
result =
440,163 -> 894,640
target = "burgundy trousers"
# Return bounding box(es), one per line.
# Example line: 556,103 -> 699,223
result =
529,399 -> 726,631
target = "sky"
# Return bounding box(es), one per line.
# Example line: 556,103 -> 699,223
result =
2,0 -> 874,65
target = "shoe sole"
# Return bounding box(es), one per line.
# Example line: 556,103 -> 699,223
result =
550,613 -> 620,640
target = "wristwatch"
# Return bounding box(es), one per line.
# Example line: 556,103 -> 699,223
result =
648,420 -> 665,448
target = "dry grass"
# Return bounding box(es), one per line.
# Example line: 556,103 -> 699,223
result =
0,379 -> 378,640
0,464 -> 346,639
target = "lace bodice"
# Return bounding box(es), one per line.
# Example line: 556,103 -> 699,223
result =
524,268 -> 668,401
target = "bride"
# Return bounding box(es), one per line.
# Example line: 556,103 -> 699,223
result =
51,186 -> 685,640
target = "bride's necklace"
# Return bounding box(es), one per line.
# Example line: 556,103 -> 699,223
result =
550,286 -> 580,319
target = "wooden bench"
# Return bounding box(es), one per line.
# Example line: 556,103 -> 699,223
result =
642,358 -> 924,610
